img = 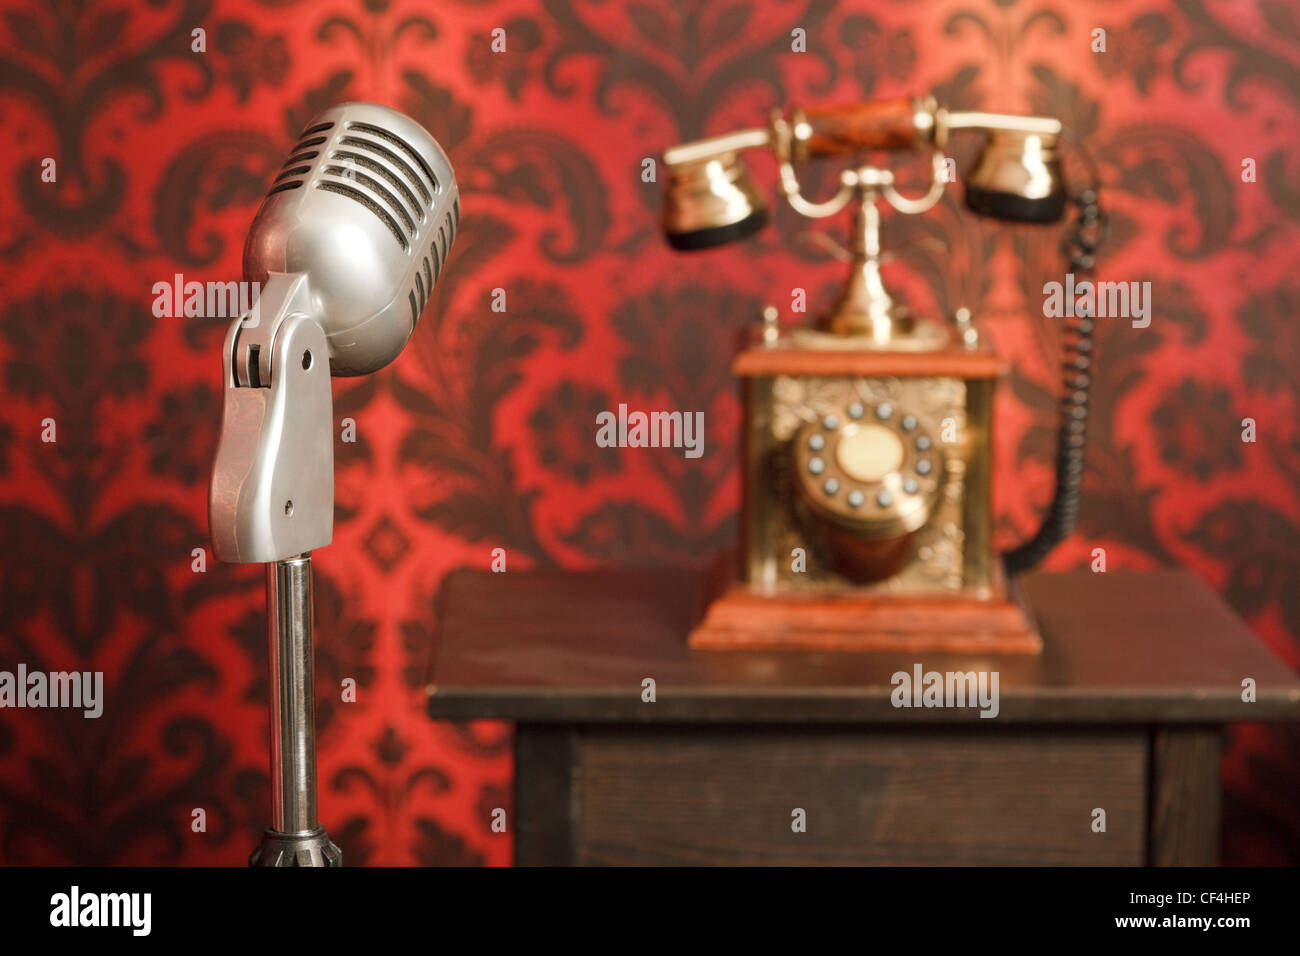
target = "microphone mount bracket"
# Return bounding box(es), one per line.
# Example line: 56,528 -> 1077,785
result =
210,273 -> 335,564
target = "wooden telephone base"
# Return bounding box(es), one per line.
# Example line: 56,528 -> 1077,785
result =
689,562 -> 1042,654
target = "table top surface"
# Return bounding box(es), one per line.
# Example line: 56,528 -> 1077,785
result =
424,567 -> 1300,724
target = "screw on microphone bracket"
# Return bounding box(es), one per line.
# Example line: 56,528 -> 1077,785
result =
209,272 -> 334,564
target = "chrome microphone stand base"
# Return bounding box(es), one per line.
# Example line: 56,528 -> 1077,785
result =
250,827 -> 342,867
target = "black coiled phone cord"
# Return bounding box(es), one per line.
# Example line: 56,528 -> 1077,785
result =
1003,187 -> 1106,575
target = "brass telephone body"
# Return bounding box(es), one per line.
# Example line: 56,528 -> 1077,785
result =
739,346 -> 995,599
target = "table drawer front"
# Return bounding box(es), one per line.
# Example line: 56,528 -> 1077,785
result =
573,729 -> 1146,865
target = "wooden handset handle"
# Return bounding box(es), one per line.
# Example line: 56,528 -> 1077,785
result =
795,97 -> 930,157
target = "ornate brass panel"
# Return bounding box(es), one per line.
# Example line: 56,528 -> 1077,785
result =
742,371 -> 994,598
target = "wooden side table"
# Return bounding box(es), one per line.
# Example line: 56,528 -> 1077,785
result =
425,568 -> 1300,866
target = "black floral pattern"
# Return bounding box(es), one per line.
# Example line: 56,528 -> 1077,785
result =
1151,379 -> 1244,481
145,384 -> 220,485
530,382 -> 622,485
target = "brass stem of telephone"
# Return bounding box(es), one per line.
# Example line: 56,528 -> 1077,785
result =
661,95 -> 1107,650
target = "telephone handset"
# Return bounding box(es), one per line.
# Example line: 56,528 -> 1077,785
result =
660,95 -> 1105,651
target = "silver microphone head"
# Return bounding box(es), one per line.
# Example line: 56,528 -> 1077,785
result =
243,102 -> 460,376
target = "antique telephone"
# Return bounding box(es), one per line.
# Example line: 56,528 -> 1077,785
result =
661,96 -> 1104,651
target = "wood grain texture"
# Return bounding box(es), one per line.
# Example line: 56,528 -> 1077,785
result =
426,567 -> 1300,724
798,97 -> 923,155
690,584 -> 1040,652
1149,727 -> 1222,866
573,728 -> 1146,865
733,345 -> 1003,379
515,726 -> 578,866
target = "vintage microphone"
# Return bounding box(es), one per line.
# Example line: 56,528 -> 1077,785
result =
209,102 -> 459,866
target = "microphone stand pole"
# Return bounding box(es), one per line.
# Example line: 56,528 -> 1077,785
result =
249,554 -> 341,866
210,280 -> 342,867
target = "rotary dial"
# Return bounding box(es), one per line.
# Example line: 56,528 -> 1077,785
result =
793,399 -> 945,539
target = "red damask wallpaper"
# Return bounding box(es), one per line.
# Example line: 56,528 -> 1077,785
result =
0,0 -> 1296,865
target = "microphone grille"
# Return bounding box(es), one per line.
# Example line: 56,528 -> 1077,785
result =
405,196 -> 460,328
267,120 -> 334,196
267,114 -> 458,248
298,113 -> 458,323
